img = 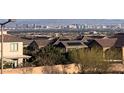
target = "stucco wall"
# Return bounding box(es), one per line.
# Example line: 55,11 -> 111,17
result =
3,63 -> 124,74
3,63 -> 81,74
0,42 -> 23,58
108,64 -> 124,72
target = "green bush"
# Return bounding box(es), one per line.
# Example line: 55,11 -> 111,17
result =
32,45 -> 68,66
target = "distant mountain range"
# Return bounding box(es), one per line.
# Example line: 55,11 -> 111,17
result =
1,19 -> 124,27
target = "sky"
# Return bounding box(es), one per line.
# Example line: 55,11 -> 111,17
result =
15,19 -> 124,25
1,19 -> 124,27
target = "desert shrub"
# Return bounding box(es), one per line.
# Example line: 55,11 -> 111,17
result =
105,48 -> 122,60
68,48 -> 110,73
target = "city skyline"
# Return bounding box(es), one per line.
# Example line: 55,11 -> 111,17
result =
1,19 -> 124,27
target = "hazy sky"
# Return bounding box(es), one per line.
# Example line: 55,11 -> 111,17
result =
1,19 -> 124,27
15,19 -> 124,25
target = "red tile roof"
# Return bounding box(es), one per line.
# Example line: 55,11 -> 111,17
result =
0,34 -> 23,42
95,38 -> 117,47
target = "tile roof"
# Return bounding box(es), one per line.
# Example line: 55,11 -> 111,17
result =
94,38 -> 117,47
0,34 -> 23,42
53,38 -> 70,45
31,39 -> 51,48
59,40 -> 88,47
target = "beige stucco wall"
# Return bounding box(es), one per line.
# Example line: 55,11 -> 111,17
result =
3,63 -> 124,74
0,42 -> 23,65
66,46 -> 87,49
0,42 -> 23,58
3,63 -> 81,74
0,31 -> 7,35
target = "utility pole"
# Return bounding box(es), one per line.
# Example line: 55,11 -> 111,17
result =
0,19 -> 15,74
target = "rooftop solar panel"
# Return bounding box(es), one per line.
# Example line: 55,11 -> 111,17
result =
67,42 -> 82,46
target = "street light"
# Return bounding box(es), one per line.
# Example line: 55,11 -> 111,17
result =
0,19 -> 16,74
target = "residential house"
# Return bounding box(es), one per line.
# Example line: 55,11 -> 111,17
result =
20,35 -> 53,48
53,37 -> 70,45
55,40 -> 88,52
0,31 -> 30,68
88,37 -> 117,50
27,39 -> 51,50
113,36 -> 124,63
87,37 -> 123,61
22,39 -> 33,48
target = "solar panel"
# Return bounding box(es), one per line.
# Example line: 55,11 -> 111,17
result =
59,39 -> 70,41
67,42 -> 82,46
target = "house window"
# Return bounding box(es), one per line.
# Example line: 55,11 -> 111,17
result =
10,43 -> 18,52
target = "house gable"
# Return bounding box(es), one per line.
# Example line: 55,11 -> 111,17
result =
28,40 -> 39,50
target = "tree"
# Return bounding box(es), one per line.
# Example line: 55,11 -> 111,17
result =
32,45 -> 67,66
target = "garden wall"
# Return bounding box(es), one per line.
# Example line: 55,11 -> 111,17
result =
3,63 -> 81,74
3,63 -> 124,74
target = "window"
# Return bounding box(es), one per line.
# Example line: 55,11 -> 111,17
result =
10,43 -> 18,52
